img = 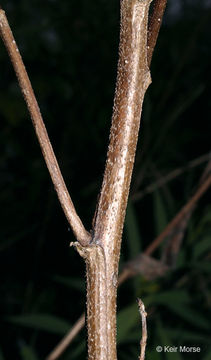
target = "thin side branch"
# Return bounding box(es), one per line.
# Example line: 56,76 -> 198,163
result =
138,299 -> 147,360
0,9 -> 91,246
147,0 -> 167,66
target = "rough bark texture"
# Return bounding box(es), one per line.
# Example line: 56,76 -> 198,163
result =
77,1 -> 152,359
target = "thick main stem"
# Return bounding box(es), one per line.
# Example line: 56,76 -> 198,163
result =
83,1 -> 152,359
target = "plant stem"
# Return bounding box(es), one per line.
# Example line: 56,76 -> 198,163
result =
147,0 -> 167,66
0,9 -> 91,246
138,299 -> 147,360
79,1 -> 152,358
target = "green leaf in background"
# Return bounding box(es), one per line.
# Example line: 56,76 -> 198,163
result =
54,276 -> 85,292
165,303 -> 210,330
117,303 -> 139,344
7,314 -> 71,335
145,290 -> 191,306
20,343 -> 39,360
192,236 -> 211,260
125,200 -> 142,257
153,190 -> 168,236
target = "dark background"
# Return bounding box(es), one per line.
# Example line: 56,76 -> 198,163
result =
0,0 -> 211,359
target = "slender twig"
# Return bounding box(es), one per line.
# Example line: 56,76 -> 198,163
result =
138,299 -> 147,360
0,9 -> 91,246
46,314 -> 85,360
132,152 -> 211,202
147,0 -> 167,66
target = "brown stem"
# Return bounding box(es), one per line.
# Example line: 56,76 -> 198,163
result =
0,9 -> 91,246
147,0 -> 168,66
93,1 -> 151,248
79,1 -> 152,359
138,299 -> 147,360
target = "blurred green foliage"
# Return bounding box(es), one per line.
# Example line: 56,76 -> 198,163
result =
0,0 -> 210,359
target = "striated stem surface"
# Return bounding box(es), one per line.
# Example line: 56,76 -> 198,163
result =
83,1 -> 152,359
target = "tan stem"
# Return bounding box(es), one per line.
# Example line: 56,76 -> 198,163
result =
93,0 -> 151,274
0,9 -> 91,246
81,1 -> 152,359
138,299 -> 147,360
147,0 -> 167,66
